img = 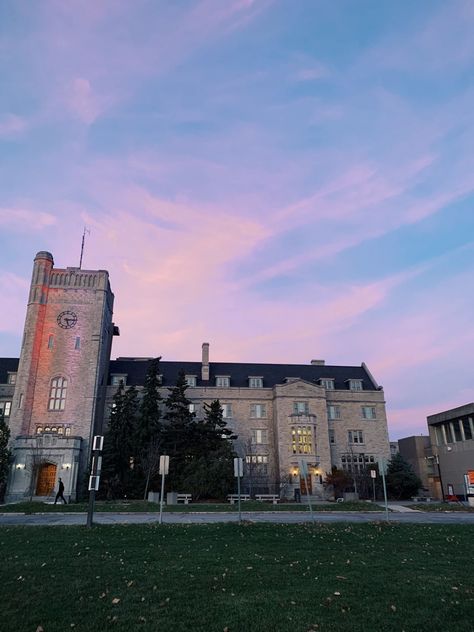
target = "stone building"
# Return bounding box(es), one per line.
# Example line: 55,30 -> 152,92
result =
1,251 -> 391,501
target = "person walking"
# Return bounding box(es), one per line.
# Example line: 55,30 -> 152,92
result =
54,477 -> 67,504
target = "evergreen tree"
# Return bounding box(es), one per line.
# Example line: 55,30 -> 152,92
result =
386,453 -> 422,500
101,382 -> 139,498
0,410 -> 11,503
162,370 -> 197,489
137,357 -> 163,450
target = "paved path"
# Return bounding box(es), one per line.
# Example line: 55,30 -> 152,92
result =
1,510 -> 474,526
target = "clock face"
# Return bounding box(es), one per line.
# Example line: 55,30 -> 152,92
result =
57,310 -> 78,329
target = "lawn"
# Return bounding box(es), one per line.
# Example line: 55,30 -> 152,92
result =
0,500 -> 384,513
0,523 -> 473,632
411,502 -> 474,512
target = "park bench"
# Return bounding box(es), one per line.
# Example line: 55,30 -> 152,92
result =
255,494 -> 280,504
176,494 -> 192,504
227,494 -> 251,504
411,496 -> 434,502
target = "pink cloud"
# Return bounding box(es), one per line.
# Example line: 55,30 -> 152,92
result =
0,207 -> 56,230
0,273 -> 30,334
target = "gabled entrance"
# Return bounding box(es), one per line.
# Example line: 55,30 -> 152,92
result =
36,463 -> 57,496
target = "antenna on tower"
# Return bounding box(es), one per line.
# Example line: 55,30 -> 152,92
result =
79,227 -> 91,269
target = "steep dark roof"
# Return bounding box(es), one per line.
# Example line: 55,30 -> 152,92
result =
109,358 -> 379,390
0,358 -> 19,384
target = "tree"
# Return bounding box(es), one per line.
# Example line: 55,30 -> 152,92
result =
386,453 -> 422,500
162,370 -> 197,490
137,357 -> 162,452
180,400 -> 236,499
0,410 -> 11,503
324,466 -> 353,499
140,435 -> 162,500
101,382 -> 139,497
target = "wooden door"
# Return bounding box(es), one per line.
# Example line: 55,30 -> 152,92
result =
36,463 -> 57,496
300,474 -> 312,495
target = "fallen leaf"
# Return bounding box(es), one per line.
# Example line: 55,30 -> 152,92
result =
112,598 -> 120,604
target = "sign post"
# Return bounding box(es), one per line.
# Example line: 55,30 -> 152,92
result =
378,457 -> 389,521
86,435 -> 104,529
159,455 -> 169,525
370,469 -> 377,502
234,457 -> 243,524
299,460 -> 314,521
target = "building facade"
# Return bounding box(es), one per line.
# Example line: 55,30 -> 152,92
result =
2,251 -> 391,501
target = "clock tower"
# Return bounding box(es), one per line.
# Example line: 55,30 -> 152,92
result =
7,251 -> 117,502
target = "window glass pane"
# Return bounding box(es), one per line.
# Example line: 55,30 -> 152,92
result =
453,420 -> 463,442
462,418 -> 472,441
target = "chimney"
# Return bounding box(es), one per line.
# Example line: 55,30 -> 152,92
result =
311,359 -> 325,366
201,342 -> 210,381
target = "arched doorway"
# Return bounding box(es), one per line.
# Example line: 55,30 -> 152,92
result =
36,463 -> 57,496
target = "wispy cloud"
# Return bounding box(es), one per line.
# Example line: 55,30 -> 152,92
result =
0,114 -> 27,137
0,208 -> 56,230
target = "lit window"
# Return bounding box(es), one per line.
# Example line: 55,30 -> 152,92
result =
250,403 -> 266,418
48,334 -> 54,349
249,377 -> 263,388
188,403 -> 196,413
348,430 -> 364,444
48,377 -> 68,411
291,426 -> 313,454
293,401 -> 309,415
252,429 -> 268,444
65,427 -> 71,436
222,403 -> 233,418
36,426 -> 43,434
245,454 -> 269,474
75,337 -> 81,350
245,455 -> 268,464
349,380 -> 363,391
361,406 -> 376,420
327,405 -> 340,420
7,373 -> 16,385
216,376 -> 230,388
0,401 -> 11,417
58,427 -> 64,435
185,375 -> 197,387
321,379 -> 335,390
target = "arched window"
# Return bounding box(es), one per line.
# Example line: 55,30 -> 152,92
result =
48,377 -> 68,411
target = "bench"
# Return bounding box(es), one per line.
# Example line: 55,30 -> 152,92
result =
176,494 -> 192,504
411,496 -> 434,503
227,494 -> 251,504
255,494 -> 280,504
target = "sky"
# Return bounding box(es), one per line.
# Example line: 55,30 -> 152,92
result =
1,0 -> 473,440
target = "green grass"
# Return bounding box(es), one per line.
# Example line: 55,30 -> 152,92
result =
411,502 -> 474,512
0,523 -> 473,632
0,500 -> 384,513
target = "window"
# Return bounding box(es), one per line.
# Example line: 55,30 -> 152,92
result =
111,375 -> 127,386
453,420 -> 463,442
185,375 -> 197,387
435,425 -> 445,446
293,401 -> 309,415
249,377 -> 263,388
0,401 -> 11,417
245,454 -> 268,474
348,430 -> 364,444
291,426 -> 313,454
329,429 -> 335,444
75,337 -> 81,350
222,403 -> 232,419
445,423 -> 454,443
252,428 -> 268,444
36,426 -> 43,434
216,376 -> 230,387
188,403 -> 196,413
48,377 -> 68,411
18,393 -> 23,409
65,427 -> 71,436
250,403 -> 267,418
462,418 -> 472,441
327,405 -> 340,420
7,373 -> 16,385
362,406 -> 376,420
349,379 -> 363,391
341,453 -> 374,472
47,334 -> 54,349
321,379 -> 335,390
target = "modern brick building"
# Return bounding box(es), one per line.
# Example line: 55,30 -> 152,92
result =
1,251 -> 391,501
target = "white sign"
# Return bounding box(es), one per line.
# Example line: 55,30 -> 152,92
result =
370,469 -> 377,479
159,455 -> 170,475
88,475 -> 100,491
92,435 -> 104,451
234,457 -> 243,478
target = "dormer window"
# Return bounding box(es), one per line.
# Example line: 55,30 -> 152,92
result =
348,379 -> 363,391
320,379 -> 335,390
7,373 -> 17,385
111,374 -> 127,386
249,376 -> 263,388
216,376 -> 230,388
185,375 -> 197,387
